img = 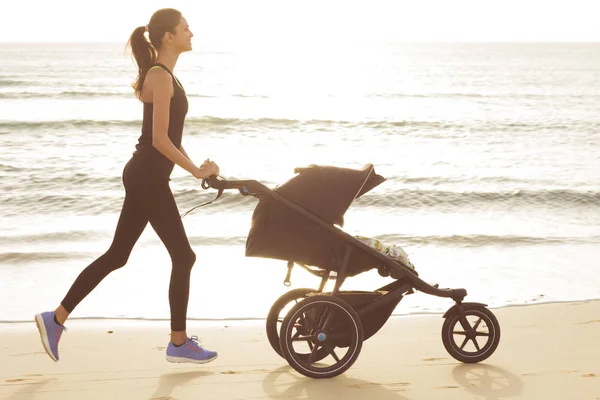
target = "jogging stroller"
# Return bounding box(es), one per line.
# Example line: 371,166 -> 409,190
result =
200,164 -> 500,379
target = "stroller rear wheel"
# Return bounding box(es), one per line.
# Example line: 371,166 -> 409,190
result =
266,288 -> 326,361
442,305 -> 500,363
279,295 -> 364,379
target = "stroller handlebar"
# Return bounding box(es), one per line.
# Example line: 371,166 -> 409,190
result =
201,175 -> 264,197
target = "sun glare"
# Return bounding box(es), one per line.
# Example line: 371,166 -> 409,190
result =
0,0 -> 598,43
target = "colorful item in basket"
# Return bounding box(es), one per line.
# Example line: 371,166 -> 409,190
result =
355,236 -> 415,270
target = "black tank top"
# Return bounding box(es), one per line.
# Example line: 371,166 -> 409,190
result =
133,63 -> 189,180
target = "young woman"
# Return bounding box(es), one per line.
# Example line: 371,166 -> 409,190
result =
35,8 -> 219,364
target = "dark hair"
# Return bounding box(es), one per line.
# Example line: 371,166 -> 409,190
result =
126,8 -> 182,100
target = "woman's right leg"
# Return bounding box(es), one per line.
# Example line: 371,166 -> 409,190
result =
57,192 -> 149,324
36,190 -> 149,362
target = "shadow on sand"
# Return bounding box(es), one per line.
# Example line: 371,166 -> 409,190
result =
149,370 -> 214,400
452,363 -> 524,400
262,365 -> 409,400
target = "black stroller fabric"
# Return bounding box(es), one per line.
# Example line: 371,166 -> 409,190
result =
245,164 -> 386,276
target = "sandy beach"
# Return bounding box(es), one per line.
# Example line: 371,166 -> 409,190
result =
1,300 -> 599,400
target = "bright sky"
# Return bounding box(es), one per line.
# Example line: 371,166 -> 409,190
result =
1,0 -> 598,44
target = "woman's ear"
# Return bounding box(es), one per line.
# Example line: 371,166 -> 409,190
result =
163,31 -> 173,45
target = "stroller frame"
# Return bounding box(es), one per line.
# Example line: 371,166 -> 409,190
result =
202,168 -> 500,379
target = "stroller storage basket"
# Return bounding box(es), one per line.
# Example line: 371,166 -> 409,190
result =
326,291 -> 401,343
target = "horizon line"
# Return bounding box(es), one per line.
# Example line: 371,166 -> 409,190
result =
1,40 -> 600,45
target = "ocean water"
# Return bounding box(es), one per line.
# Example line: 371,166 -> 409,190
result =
1,42 -> 599,323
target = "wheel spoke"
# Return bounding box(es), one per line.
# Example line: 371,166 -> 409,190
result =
459,336 -> 469,350
307,343 -> 321,364
453,330 -> 467,336
324,342 -> 340,362
458,315 -> 476,337
328,333 -> 350,340
475,332 -> 490,337
320,308 -> 336,331
472,317 -> 483,331
291,335 -> 313,342
472,338 -> 481,351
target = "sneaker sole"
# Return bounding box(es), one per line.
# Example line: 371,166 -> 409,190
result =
34,314 -> 58,362
166,354 -> 218,364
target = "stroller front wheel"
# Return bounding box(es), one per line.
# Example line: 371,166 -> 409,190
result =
441,305 -> 501,363
279,295 -> 364,379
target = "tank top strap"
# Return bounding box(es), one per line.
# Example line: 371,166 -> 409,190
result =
148,63 -> 185,92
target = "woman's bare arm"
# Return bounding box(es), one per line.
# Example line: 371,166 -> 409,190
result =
149,70 -> 212,178
179,144 -> 192,161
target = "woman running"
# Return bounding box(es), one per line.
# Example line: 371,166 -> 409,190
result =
35,8 -> 219,364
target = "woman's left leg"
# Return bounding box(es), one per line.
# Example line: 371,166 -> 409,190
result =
143,182 -> 196,334
143,182 -> 217,363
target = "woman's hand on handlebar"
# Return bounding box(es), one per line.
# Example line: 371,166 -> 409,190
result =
193,158 -> 220,179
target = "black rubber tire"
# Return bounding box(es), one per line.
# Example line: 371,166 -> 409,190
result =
279,295 -> 364,379
266,288 -> 315,358
442,305 -> 501,363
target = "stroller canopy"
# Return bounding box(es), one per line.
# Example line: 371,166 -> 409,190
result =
245,164 -> 386,275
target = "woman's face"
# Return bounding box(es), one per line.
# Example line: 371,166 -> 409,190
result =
167,16 -> 194,52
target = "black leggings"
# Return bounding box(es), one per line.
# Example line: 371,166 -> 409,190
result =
61,157 -> 196,331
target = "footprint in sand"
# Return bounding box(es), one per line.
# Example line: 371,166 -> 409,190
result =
423,357 -> 446,361
6,378 -> 26,383
387,382 -> 411,391
582,373 -> 597,378
576,320 -> 600,325
12,351 -> 46,357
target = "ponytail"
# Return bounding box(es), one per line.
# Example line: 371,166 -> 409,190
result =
126,9 -> 182,99
127,26 -> 157,100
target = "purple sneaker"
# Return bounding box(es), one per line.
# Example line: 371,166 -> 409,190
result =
35,311 -> 66,362
166,336 -> 218,364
